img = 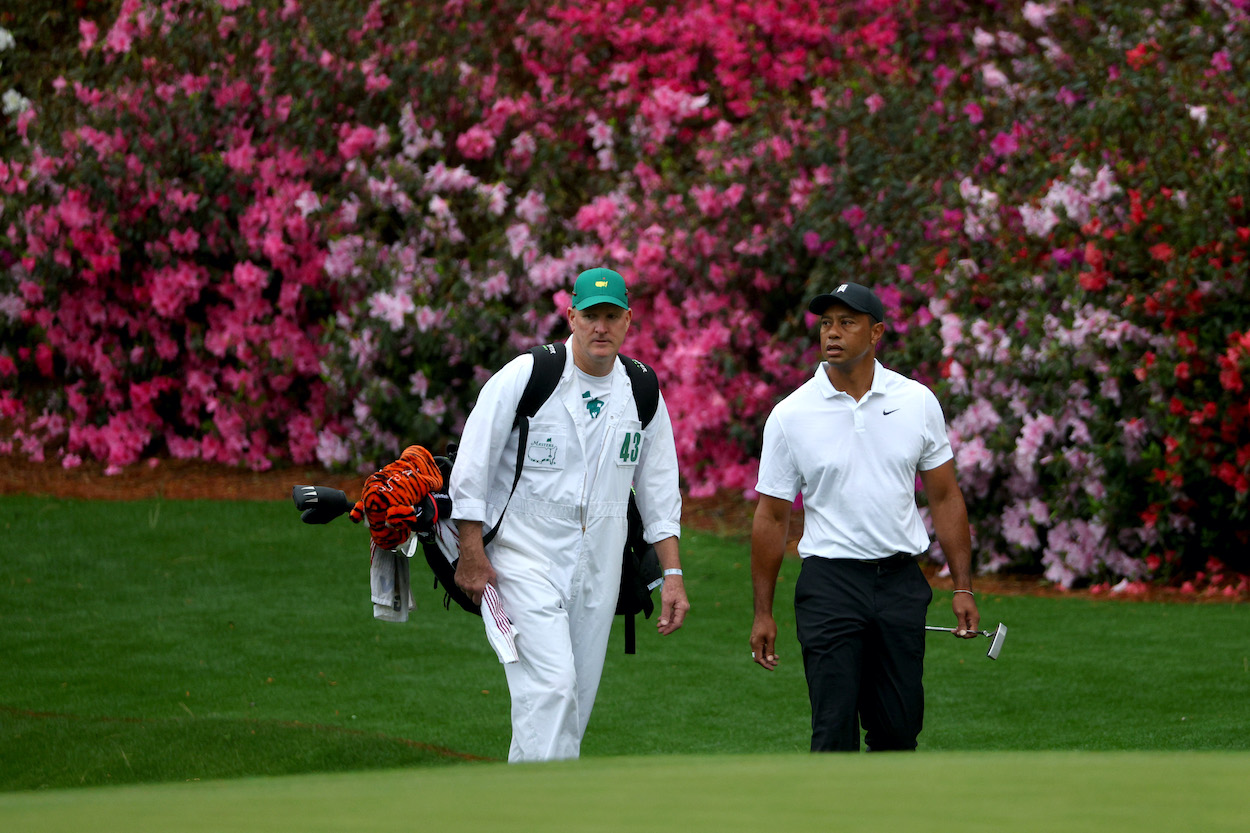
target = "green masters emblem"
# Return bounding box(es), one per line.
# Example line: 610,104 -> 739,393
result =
582,390 -> 604,419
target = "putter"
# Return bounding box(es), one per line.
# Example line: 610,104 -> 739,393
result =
925,622 -> 1008,660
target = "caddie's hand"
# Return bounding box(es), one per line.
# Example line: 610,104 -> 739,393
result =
660,575 -> 690,632
952,592 -> 980,638
454,547 -> 496,607
750,613 -> 779,670
657,574 -> 689,635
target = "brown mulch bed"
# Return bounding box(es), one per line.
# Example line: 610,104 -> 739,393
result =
2,456 -> 1243,603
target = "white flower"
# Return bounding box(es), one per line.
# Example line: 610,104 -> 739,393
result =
2,88 -> 31,115
1187,105 -> 1208,126
0,27 -> 16,51
981,63 -> 1009,89
1019,204 -> 1060,238
1023,2 -> 1056,30
294,190 -> 321,217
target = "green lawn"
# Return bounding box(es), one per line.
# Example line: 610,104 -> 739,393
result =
2,753 -> 1248,833
1,496 -> 1248,794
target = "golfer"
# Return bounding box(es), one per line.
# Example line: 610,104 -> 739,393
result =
452,267 -> 688,763
749,282 -> 979,752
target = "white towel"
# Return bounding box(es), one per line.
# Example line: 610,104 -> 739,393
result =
370,540 -> 415,622
481,583 -> 519,664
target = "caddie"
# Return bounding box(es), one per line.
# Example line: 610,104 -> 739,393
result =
451,267 -> 689,762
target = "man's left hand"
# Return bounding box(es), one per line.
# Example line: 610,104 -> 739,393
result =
657,575 -> 689,635
952,592 -> 980,637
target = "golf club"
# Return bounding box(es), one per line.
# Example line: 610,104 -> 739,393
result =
925,622 -> 1008,660
292,485 -> 351,524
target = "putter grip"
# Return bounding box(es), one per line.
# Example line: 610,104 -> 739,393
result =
292,485 -> 351,524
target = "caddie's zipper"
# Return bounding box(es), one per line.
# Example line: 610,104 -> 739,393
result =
579,383 -> 624,532
580,411 -> 617,532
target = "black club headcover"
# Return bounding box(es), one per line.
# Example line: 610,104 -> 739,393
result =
292,485 -> 351,524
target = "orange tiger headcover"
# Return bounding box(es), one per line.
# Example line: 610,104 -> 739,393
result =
349,444 -> 445,550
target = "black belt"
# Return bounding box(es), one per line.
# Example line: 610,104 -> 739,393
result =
871,552 -> 916,572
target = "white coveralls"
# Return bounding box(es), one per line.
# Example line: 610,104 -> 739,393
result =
449,338 -> 681,762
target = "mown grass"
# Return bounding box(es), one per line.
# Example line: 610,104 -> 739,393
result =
1,495 -> 1247,792
3,753 -> 1249,833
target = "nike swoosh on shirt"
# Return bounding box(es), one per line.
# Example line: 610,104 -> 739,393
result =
883,408 -> 900,416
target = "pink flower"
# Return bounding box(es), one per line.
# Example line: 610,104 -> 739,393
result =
368,289 -> 415,331
455,124 -> 497,160
479,271 -> 509,301
414,306 -> 443,333
338,125 -> 379,161
506,223 -> 534,259
574,195 -> 620,233
34,343 -> 53,377
990,131 -> 1018,156
233,261 -> 268,291
78,20 -> 99,53
690,185 -> 723,217
223,136 -> 256,173
963,102 -> 984,124
169,228 -> 200,254
515,190 -> 547,225
1211,50 -> 1232,73
420,396 -> 447,421
316,430 -> 350,466
865,93 -> 885,114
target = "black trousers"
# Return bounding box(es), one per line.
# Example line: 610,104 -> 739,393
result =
794,555 -> 933,752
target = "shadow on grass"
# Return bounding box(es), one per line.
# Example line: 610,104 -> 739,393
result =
0,705 -> 491,791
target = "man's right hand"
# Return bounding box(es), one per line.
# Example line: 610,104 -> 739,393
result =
749,613 -> 779,671
454,547 -> 496,606
453,521 -> 496,606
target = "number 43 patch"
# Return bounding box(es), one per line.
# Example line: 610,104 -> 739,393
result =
617,430 -> 642,465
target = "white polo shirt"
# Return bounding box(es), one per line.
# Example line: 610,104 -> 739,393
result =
755,360 -> 953,561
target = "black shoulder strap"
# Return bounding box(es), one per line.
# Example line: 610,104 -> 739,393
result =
517,343 -> 566,422
481,344 -> 565,546
620,354 -> 659,428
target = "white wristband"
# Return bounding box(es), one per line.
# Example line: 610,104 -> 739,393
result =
663,568 -> 683,577
953,589 -> 975,596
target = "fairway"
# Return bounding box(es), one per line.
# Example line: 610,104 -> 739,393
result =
4,495 -> 1250,801
2,751 -> 1247,833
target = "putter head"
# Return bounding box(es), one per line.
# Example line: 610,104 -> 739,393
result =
985,623 -> 1007,660
292,485 -> 351,524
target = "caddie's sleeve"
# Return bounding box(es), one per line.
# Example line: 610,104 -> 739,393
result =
449,354 -> 533,524
917,385 -> 954,472
632,389 -> 682,545
754,408 -> 801,502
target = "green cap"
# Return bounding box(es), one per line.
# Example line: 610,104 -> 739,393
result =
571,268 -> 629,310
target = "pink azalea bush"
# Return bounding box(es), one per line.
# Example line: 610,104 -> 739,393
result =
2,0 -> 1248,589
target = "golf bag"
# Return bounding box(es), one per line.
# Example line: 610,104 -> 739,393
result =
418,342 -> 663,653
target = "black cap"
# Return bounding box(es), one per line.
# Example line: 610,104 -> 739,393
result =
808,282 -> 885,322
